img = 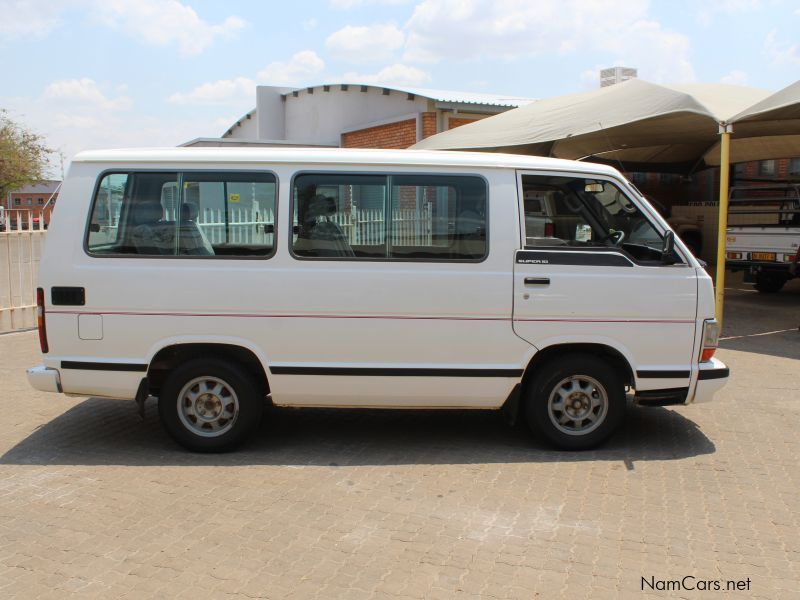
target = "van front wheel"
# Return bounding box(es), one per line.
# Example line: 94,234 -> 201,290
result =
158,359 -> 263,452
524,355 -> 624,450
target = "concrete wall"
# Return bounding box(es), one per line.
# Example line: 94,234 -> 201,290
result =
231,115 -> 258,139
0,231 -> 45,332
256,86 -> 292,139
284,87 -> 430,146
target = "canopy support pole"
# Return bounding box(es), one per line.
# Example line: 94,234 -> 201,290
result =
714,124 -> 733,328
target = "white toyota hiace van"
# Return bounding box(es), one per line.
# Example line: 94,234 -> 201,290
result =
27,148 -> 728,451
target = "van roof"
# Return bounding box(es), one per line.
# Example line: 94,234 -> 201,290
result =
72,147 -> 622,177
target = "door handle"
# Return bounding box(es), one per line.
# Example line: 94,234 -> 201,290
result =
524,277 -> 550,286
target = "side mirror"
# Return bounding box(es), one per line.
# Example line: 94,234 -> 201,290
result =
662,231 -> 680,264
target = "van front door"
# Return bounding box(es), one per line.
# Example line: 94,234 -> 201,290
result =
512,171 -> 698,393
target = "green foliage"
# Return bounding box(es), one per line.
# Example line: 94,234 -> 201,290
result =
0,109 -> 53,199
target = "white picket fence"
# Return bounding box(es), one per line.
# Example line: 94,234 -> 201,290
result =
323,206 -> 434,246
166,206 -> 435,247
164,207 -> 276,246
1,210 -> 47,332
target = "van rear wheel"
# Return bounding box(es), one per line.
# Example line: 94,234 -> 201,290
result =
524,354 -> 624,450
158,358 -> 263,452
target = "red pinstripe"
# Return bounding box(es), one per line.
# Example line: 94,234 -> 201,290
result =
48,310 -> 694,324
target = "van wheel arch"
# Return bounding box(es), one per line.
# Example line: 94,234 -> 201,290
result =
147,343 -> 270,399
518,343 -> 633,409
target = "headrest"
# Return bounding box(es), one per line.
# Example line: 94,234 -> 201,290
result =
306,194 -> 336,219
180,202 -> 198,221
133,201 -> 164,225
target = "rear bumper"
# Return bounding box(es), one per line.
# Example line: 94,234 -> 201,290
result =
691,358 -> 729,404
728,261 -> 794,277
27,365 -> 62,393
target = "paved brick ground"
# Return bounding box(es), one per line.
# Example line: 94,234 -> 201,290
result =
1,273 -> 798,599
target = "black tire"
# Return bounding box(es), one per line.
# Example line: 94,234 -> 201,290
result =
158,358 -> 264,452
754,274 -> 785,294
524,354 -> 625,450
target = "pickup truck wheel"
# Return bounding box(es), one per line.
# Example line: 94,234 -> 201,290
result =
524,354 -> 625,450
754,274 -> 785,293
158,358 -> 263,452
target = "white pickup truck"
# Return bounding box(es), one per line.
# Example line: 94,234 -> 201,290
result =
726,184 -> 800,293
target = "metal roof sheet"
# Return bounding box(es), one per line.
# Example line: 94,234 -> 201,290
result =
10,180 -> 61,195
286,84 -> 535,107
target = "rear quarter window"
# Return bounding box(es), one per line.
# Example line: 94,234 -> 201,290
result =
86,171 -> 277,258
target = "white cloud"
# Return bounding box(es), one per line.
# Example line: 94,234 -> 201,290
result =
43,78 -> 133,110
696,0 -> 763,26
93,0 -> 245,56
326,23 -> 405,63
168,77 -> 255,107
403,0 -> 695,83
720,69 -> 749,85
257,50 -> 325,85
0,0 -> 65,38
4,96 -> 227,177
606,19 -> 695,83
168,50 -> 326,108
302,18 -> 318,31
330,0 -> 411,8
764,29 -> 800,66
342,63 -> 431,86
52,114 -> 103,129
580,66 -> 604,90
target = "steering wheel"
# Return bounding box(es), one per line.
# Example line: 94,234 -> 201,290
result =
605,229 -> 625,246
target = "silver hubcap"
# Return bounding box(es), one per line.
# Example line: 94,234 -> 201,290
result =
548,375 -> 608,436
177,376 -> 239,438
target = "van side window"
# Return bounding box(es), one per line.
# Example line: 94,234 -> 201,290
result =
521,174 -> 666,263
87,173 -> 134,251
292,173 -> 487,261
87,171 -> 277,258
181,172 -> 276,257
293,174 -> 385,258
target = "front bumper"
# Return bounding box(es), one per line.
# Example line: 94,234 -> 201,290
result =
27,365 -> 62,393
691,358 -> 729,404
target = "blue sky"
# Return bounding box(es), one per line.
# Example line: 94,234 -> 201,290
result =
2,0 -> 799,175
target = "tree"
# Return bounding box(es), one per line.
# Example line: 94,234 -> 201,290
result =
0,109 -> 53,200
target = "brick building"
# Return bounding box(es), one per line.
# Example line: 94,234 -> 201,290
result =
3,180 -> 60,229
183,84 -> 533,150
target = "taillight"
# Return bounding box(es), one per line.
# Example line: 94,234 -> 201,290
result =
36,287 -> 48,353
544,222 -> 555,237
727,251 -> 742,260
700,318 -> 719,362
